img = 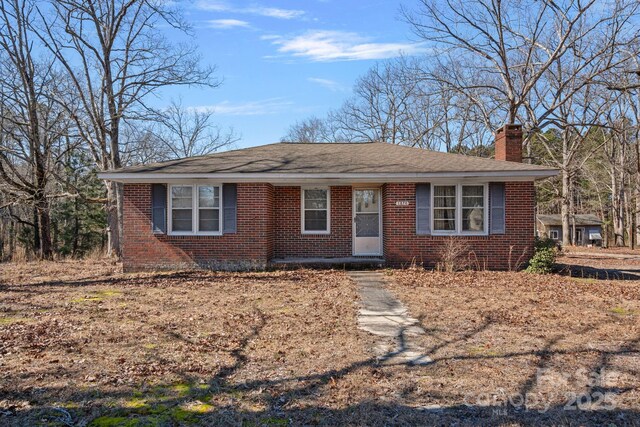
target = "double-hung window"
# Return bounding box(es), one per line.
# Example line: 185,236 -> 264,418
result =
433,185 -> 456,232
432,184 -> 487,235
302,188 -> 330,234
169,184 -> 221,235
461,185 -> 485,232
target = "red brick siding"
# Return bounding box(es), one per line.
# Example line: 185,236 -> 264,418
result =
123,181 -> 535,271
273,186 -> 352,258
495,124 -> 523,163
122,183 -> 274,272
382,182 -> 535,270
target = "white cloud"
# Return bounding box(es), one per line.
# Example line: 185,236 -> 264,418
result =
195,1 -> 304,19
246,6 -> 304,19
196,0 -> 227,11
266,30 -> 427,62
190,98 -> 293,116
207,19 -> 250,29
307,77 -> 346,92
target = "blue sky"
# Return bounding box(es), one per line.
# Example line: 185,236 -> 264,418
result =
163,0 -> 425,148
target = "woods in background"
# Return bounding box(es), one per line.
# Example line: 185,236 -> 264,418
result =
1,0 -> 640,261
284,0 -> 640,248
0,0 -> 235,261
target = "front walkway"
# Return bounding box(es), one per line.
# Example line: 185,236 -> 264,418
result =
348,271 -> 431,365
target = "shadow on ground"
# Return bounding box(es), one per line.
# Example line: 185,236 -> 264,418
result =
556,262 -> 640,280
2,312 -> 638,426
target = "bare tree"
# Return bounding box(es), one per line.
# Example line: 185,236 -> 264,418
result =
281,116 -> 337,143
527,2 -> 639,245
404,0 -> 606,123
329,57 -> 441,147
33,0 -> 218,256
152,101 -> 237,159
0,0 -> 70,259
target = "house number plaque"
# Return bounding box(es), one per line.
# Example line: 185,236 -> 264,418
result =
395,200 -> 410,206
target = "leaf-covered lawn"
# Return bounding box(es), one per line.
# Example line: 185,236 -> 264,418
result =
1,260 -> 639,426
386,269 -> 640,423
0,260 -> 375,426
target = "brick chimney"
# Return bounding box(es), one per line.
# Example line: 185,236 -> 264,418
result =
495,124 -> 523,162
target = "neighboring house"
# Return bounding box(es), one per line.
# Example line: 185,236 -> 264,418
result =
99,125 -> 558,272
537,214 -> 603,246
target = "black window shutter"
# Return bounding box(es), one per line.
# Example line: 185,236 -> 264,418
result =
223,184 -> 237,234
416,183 -> 431,235
151,184 -> 167,234
489,182 -> 506,234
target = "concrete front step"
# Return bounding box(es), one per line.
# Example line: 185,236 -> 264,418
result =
270,257 -> 385,269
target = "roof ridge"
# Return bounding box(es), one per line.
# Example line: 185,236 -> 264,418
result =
278,141 -> 375,145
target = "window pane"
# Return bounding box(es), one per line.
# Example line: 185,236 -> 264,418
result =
171,186 -> 193,208
434,219 -> 455,231
434,185 -> 456,209
304,210 -> 327,231
304,189 -> 327,209
199,209 -> 220,232
434,196 -> 456,208
462,185 -> 483,197
434,186 -> 455,197
462,185 -> 484,208
305,199 -> 328,210
355,190 -> 379,213
433,208 -> 456,220
462,207 -> 484,232
198,186 -> 219,208
172,209 -> 192,231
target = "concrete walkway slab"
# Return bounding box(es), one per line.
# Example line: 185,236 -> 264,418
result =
348,271 -> 431,365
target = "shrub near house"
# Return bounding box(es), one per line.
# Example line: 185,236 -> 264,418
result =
99,125 -> 558,271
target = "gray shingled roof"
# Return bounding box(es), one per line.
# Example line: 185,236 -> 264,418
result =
103,142 -> 557,176
537,214 -> 603,226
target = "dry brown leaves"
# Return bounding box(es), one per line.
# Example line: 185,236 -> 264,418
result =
1,260 -> 639,425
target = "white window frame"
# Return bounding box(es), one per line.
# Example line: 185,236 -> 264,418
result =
168,184 -> 223,236
301,186 -> 331,235
549,229 -> 559,240
431,183 -> 488,236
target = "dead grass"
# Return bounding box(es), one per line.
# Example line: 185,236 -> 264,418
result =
0,260 -> 378,426
386,270 -> 640,421
1,260 -> 639,425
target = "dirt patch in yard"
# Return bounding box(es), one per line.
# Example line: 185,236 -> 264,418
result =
1,261 -> 639,425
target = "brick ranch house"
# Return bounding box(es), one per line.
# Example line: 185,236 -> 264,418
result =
99,125 -> 558,272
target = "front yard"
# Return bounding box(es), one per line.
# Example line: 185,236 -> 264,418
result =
1,260 -> 639,425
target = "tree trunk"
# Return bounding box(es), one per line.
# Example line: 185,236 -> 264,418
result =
35,195 -> 53,260
72,195 -> 80,256
106,181 -> 121,258
561,169 -> 572,246
612,170 -> 625,246
33,207 -> 40,256
636,180 -> 640,247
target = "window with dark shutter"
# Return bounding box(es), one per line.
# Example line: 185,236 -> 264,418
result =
489,182 -> 506,234
151,184 -> 167,234
416,183 -> 431,235
223,184 -> 237,234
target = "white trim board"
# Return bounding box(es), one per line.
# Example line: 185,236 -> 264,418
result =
98,170 -> 558,183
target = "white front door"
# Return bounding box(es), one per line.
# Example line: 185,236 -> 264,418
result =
353,188 -> 382,256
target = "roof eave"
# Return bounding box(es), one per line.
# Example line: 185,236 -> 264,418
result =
98,170 -> 559,183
